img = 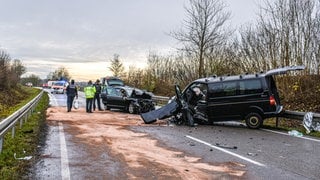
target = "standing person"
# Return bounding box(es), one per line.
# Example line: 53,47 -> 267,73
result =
93,79 -> 103,111
84,80 -> 96,113
66,79 -> 78,112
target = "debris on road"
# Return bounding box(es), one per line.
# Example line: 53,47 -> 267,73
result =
14,153 -> 32,160
215,143 -> 238,150
288,130 -> 303,137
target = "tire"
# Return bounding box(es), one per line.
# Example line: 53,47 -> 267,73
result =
105,105 -> 111,110
245,113 -> 263,129
128,102 -> 136,114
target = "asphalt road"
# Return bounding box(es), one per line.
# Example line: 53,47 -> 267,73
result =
30,90 -> 320,179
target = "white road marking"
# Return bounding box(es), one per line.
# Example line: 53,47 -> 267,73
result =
261,128 -> 320,143
186,135 -> 266,167
59,122 -> 71,180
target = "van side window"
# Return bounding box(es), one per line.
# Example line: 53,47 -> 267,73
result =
222,82 -> 237,96
209,83 -> 223,97
239,79 -> 263,95
209,82 -> 237,97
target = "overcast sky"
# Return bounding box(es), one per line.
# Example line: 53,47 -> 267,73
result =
0,0 -> 261,81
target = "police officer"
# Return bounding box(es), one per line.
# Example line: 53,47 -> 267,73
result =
66,79 -> 78,112
84,80 -> 96,113
93,79 -> 103,111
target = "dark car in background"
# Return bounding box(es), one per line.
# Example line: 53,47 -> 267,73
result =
101,76 -> 124,87
101,86 -> 155,114
141,66 -> 305,129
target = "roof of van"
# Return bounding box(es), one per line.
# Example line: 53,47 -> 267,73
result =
196,74 -> 263,84
195,66 -> 305,84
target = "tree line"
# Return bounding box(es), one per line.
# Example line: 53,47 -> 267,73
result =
2,0 -> 319,95
108,0 -> 320,96
0,50 -> 26,90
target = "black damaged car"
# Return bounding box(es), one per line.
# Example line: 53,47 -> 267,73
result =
101,86 -> 155,114
141,66 -> 305,129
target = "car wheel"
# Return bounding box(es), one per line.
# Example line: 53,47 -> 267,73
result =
128,103 -> 136,114
245,113 -> 263,129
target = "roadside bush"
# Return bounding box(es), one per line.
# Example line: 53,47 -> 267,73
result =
277,75 -> 320,113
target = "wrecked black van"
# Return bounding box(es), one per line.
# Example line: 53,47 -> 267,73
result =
141,66 -> 305,129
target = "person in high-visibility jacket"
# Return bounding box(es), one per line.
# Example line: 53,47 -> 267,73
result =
84,80 -> 96,113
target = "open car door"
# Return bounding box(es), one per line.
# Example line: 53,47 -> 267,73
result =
140,85 -> 183,124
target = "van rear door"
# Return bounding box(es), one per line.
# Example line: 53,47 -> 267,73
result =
265,66 -> 305,76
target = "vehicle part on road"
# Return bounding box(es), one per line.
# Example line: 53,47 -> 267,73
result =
303,112 -> 320,133
215,143 -> 238,150
141,100 -> 180,124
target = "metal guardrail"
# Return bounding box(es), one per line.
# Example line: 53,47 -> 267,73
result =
152,95 -> 170,105
281,110 -> 320,121
0,90 -> 44,153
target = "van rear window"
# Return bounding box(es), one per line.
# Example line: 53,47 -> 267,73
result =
239,79 -> 263,95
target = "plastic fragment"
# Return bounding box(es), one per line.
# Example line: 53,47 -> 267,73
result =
14,153 -> 32,160
288,130 -> 303,137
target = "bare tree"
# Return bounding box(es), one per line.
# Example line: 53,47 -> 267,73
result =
171,0 -> 231,78
11,59 -> 26,83
238,0 -> 320,74
0,49 -> 11,89
48,66 -> 71,81
108,54 -> 125,78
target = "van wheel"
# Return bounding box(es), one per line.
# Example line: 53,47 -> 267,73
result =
245,113 -> 263,129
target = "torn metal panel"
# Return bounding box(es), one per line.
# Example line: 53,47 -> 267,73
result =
303,112 -> 320,133
141,100 -> 180,124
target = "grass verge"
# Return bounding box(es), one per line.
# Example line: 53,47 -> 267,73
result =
263,118 -> 320,138
0,89 -> 49,179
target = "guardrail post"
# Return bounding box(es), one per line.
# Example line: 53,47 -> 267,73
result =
276,117 -> 279,128
20,118 -> 23,128
0,137 -> 3,153
12,126 -> 15,138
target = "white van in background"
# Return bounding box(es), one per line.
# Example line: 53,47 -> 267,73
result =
51,81 -> 68,94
